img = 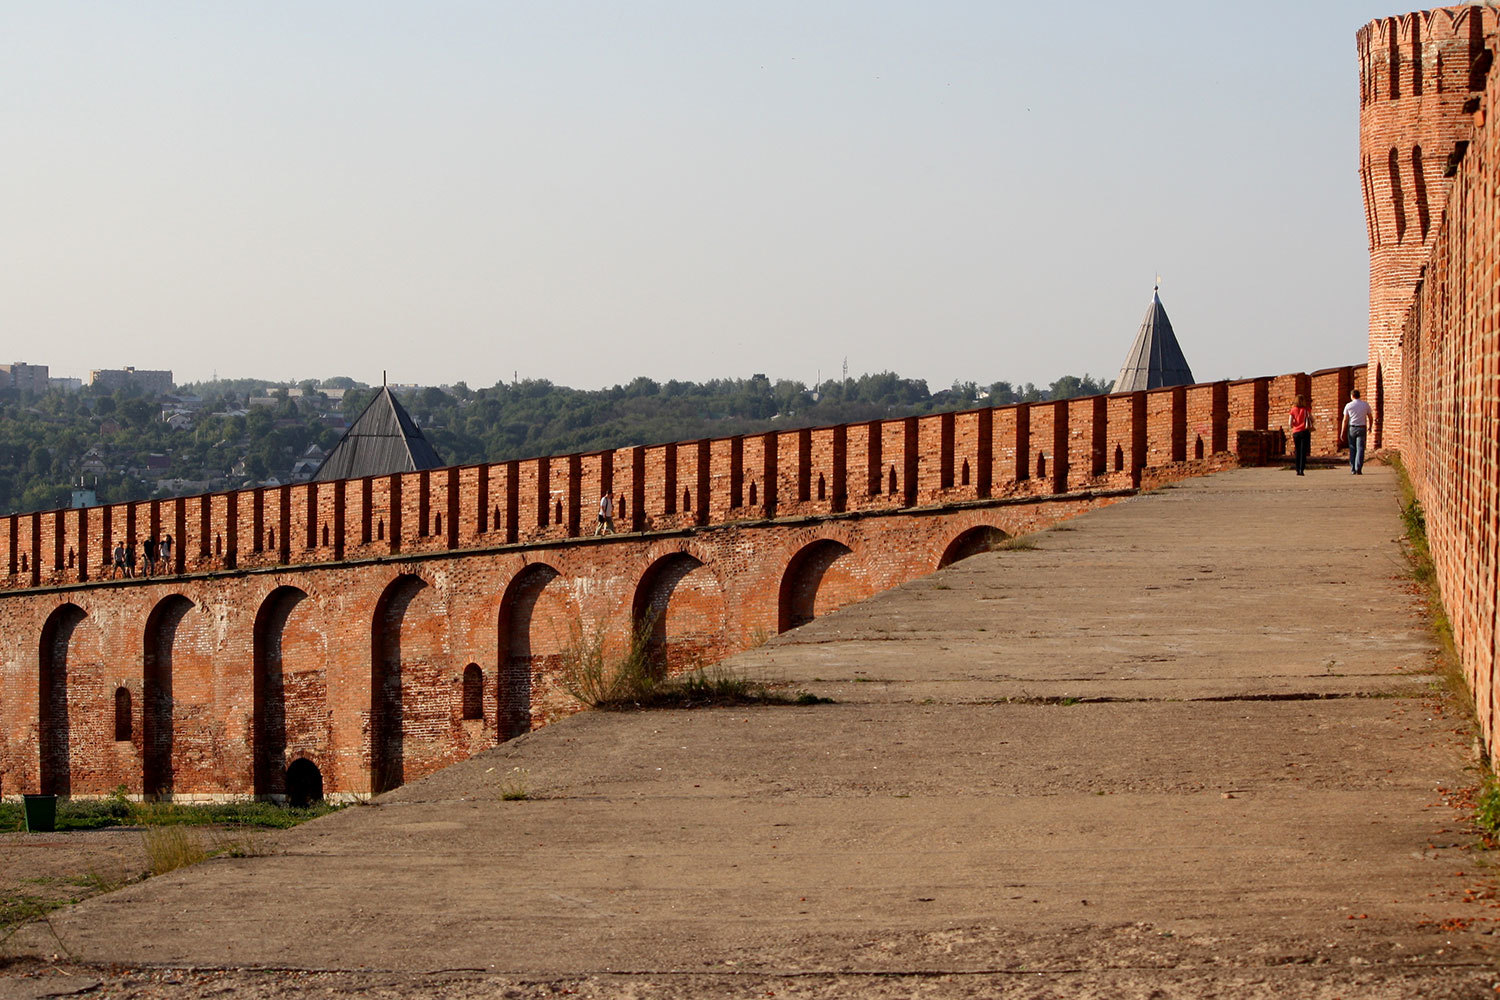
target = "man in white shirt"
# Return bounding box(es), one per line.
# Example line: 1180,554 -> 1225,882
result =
1340,389 -> 1375,475
595,493 -> 615,535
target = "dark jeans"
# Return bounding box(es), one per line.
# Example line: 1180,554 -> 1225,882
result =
1292,430 -> 1311,474
1348,426 -> 1367,473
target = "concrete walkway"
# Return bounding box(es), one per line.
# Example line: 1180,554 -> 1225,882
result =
8,466 -> 1498,999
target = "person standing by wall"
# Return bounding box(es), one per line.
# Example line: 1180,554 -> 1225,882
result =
1288,394 -> 1313,476
1340,389 -> 1375,475
595,493 -> 615,535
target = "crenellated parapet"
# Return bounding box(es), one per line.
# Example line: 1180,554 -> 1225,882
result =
1359,5 -> 1498,448
0,369 -> 1363,597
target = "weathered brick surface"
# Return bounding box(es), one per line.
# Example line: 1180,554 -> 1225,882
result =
1365,6 -> 1500,765
1360,5 -> 1499,447
0,367 -> 1360,800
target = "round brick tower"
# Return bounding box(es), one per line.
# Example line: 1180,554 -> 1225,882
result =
1358,5 -> 1496,448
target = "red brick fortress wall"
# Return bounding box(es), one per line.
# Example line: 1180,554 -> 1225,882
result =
0,367 -> 1362,801
1359,5 -> 1499,448
1388,13 -> 1500,765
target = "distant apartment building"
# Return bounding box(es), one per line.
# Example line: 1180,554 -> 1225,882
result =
89,366 -> 174,395
49,377 -> 83,393
0,362 -> 50,394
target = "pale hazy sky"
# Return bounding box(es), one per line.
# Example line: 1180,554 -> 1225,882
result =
2,2 -> 1404,391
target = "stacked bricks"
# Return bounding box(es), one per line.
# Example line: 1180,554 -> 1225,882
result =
0,366 -> 1363,801
1359,5 -> 1499,448
1377,4 -> 1500,767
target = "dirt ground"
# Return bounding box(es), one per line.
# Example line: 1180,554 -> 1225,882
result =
3,466 -> 1498,999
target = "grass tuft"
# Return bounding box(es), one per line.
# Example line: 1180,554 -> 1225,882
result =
561,617 -> 831,711
142,825 -> 209,876
995,536 -> 1038,551
498,767 -> 530,801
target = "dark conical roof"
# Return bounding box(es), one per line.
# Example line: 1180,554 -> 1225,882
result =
312,386 -> 445,482
1111,289 -> 1195,393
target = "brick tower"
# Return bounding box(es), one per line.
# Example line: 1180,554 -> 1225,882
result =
1358,5 -> 1497,448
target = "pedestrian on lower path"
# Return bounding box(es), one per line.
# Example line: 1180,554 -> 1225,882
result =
1288,394 -> 1313,476
111,541 -> 125,580
1341,389 -> 1374,475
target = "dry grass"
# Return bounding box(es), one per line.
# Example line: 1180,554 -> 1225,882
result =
142,825 -> 208,875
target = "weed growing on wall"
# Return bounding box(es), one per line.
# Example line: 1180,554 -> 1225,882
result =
560,615 -> 828,711
561,615 -> 663,707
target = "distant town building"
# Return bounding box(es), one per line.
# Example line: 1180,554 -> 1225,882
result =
49,377 -> 83,393
1111,287 -> 1195,393
89,366 -> 174,395
0,362 -> 50,394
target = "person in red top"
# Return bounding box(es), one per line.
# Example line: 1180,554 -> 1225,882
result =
1287,394 -> 1313,476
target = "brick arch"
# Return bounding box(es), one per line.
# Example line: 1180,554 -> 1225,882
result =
777,539 -> 857,634
285,755 -> 323,807
143,594 -> 194,800
370,573 -> 445,794
253,585 -> 312,798
38,603 -> 88,796
497,562 -> 569,739
937,525 -> 1011,569
632,551 -> 727,674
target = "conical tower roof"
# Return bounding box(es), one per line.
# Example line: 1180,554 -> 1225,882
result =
312,386 -> 445,482
1111,289 -> 1195,393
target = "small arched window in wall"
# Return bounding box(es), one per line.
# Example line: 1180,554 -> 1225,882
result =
1036,452 -> 1047,480
215,533 -> 223,557
20,554 -> 27,572
267,527 -> 276,550
322,524 -> 330,547
67,548 -> 75,568
817,474 -> 826,501
377,519 -> 385,541
492,506 -> 501,531
618,494 -> 627,520
1436,51 -> 1444,94
461,664 -> 483,721
1194,436 -> 1205,461
748,481 -> 758,506
1114,444 -> 1125,472
888,465 -> 898,493
683,488 -> 692,512
1412,145 -> 1430,238
554,498 -> 563,524
433,513 -> 442,536
1388,147 -> 1407,243
960,459 -> 970,487
114,687 -> 132,741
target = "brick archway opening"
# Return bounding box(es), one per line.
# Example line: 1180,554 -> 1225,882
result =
498,563 -> 563,741
632,553 -> 726,675
253,586 -> 308,798
371,574 -> 427,794
938,526 -> 1010,569
777,540 -> 855,634
39,604 -> 86,797
143,595 -> 193,801
285,758 -> 323,807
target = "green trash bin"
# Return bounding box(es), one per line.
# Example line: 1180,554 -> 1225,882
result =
23,794 -> 57,833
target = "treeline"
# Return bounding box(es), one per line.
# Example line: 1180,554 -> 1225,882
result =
0,371 -> 1109,515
